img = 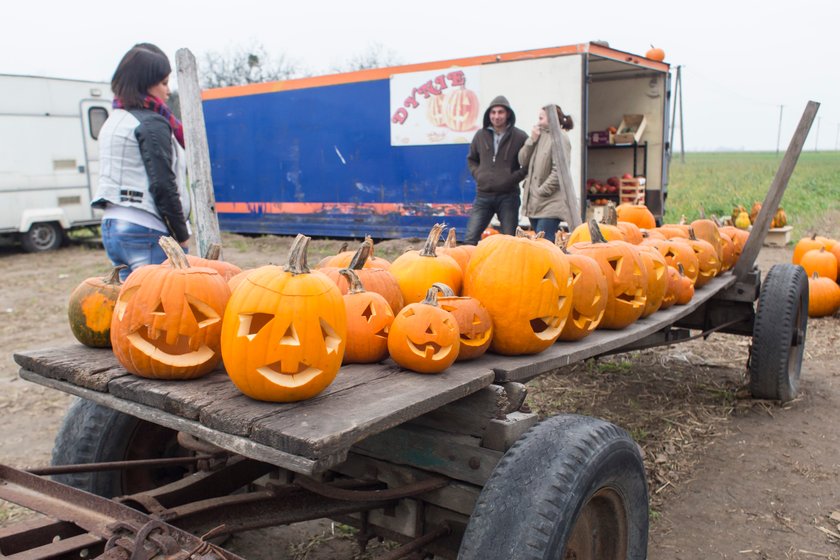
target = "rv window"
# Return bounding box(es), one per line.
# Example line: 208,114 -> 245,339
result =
88,107 -> 109,140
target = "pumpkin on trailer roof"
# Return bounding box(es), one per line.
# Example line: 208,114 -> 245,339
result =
111,237 -> 231,380
465,228 -> 573,355
320,240 -> 404,313
221,234 -> 347,402
431,282 -> 493,361
390,223 -> 462,304
567,220 -> 647,329
338,269 -> 394,364
388,287 -> 460,373
68,265 -> 125,348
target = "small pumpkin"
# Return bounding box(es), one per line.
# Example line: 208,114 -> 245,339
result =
438,228 -> 475,275
111,237 -> 231,380
390,223 -> 463,304
680,228 -> 722,288
808,273 -> 840,317
645,45 -> 665,61
320,241 -> 404,313
642,237 -> 700,286
221,234 -> 347,402
772,207 -> 788,228
749,202 -> 762,224
673,263 -> 695,305
800,247 -> 838,282
432,283 -> 493,361
338,269 -> 394,364
792,233 -> 830,265
734,211 -> 751,230
68,265 -> 125,348
387,287 -> 460,373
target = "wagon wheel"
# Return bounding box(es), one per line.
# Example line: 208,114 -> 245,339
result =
458,414 -> 648,560
51,399 -> 190,497
748,263 -> 808,402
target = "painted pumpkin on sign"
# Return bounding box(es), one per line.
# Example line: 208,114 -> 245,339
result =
464,228 -> 573,355
111,238 -> 231,380
388,288 -> 460,373
443,88 -> 480,132
221,234 -> 347,402
68,265 -> 125,348
432,283 -> 493,361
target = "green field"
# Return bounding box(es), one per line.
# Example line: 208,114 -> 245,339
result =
664,151 -> 840,239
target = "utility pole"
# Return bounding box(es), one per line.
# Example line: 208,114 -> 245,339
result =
776,105 -> 783,155
814,117 -> 821,151
668,65 -> 684,163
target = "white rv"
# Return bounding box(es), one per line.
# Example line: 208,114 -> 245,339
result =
0,74 -> 111,252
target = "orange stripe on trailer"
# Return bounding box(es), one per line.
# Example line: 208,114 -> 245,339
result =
215,201 -> 471,216
201,43 -> 667,101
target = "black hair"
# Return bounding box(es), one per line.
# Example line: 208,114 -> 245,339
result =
111,46 -> 171,108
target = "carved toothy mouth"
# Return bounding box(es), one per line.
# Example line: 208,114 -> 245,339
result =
127,332 -> 215,367
616,290 -> 646,309
405,338 -> 453,361
529,315 -> 563,340
256,363 -> 324,388
571,306 -> 605,331
460,329 -> 491,347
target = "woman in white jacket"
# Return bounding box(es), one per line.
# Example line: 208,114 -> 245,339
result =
518,104 -> 574,242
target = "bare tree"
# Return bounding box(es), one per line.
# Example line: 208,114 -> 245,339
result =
331,42 -> 402,72
199,43 -> 303,88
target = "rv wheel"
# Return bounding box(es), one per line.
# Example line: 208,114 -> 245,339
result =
21,221 -> 63,252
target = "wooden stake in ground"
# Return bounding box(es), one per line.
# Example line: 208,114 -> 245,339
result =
175,48 -> 222,260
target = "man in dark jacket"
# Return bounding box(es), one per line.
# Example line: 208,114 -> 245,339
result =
463,95 -> 528,244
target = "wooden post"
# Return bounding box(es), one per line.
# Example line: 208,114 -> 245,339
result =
175,48 -> 222,259
733,101 -> 820,282
546,108 -> 582,229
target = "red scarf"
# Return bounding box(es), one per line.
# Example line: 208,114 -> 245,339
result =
113,96 -> 185,149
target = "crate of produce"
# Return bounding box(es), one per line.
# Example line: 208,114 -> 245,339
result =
619,177 -> 646,204
613,114 -> 647,144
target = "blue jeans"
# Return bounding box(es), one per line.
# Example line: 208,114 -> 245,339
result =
529,218 -> 561,243
463,192 -> 521,245
102,219 -> 179,281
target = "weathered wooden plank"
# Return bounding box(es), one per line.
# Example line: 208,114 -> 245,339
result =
480,411 -> 540,452
482,273 -> 737,382
409,384 -> 508,437
13,346 -> 129,391
351,424 -> 503,487
19,369 -> 336,476
734,101 -> 820,279
249,362 -> 495,458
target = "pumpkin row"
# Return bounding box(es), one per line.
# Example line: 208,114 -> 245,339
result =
791,233 -> 840,317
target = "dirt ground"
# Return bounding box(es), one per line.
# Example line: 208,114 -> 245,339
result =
0,232 -> 838,559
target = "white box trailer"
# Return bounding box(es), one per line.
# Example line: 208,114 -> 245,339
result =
0,74 -> 111,251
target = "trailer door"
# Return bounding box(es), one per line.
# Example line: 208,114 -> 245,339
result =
79,100 -> 110,220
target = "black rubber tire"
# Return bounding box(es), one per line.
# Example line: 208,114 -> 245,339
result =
20,222 -> 64,252
748,263 -> 808,402
458,414 -> 648,560
51,398 -> 188,498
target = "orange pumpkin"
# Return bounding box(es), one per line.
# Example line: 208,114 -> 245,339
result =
718,232 -> 737,271
390,223 -> 462,304
808,273 -> 840,317
637,245 -> 669,317
690,218 -> 723,262
111,237 -> 231,380
432,283 -> 493,361
616,203 -> 657,230
645,46 -> 665,61
68,265 -> 125,348
568,220 -> 647,329
320,236 -> 391,270
720,226 -> 749,260
438,228 -> 475,275
221,234 -> 347,402
792,233 -> 830,265
320,241 -> 404,313
557,252 -> 608,341
172,243 -> 242,282
338,269 -> 394,364
642,238 -> 700,286
387,287 -> 460,373
444,87 -> 480,132
679,229 -> 722,288
800,247 -> 838,281
674,264 -> 695,305
465,230 -> 573,355
660,266 -> 679,310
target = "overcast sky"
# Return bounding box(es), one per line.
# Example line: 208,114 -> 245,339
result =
4,0 -> 837,151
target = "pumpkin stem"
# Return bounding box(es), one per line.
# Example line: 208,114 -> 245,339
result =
688,227 -> 698,241
812,271 -> 820,279
338,268 -> 366,294
535,231 -> 545,239
554,230 -> 569,251
515,226 -> 528,238
710,214 -> 722,227
159,237 -> 190,269
678,263 -> 686,277
203,243 -> 222,261
419,223 -> 446,257
348,240 -> 372,270
588,219 -> 609,244
444,228 -> 457,248
105,265 -> 127,285
420,287 -> 441,307
337,241 -> 349,254
284,234 -> 311,275
431,282 -> 456,297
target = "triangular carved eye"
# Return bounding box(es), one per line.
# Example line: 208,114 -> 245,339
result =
152,300 -> 166,316
542,268 -> 559,290
321,319 -> 341,354
186,295 -> 220,328
425,324 -> 435,335
607,256 -> 623,274
472,314 -> 483,326
569,264 -> 582,285
361,302 -> 376,323
237,312 -> 274,340
115,285 -> 140,321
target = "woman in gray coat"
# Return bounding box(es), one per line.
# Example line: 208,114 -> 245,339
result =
518,105 -> 574,242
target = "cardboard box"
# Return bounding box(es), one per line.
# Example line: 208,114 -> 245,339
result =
588,130 -> 612,145
613,114 -> 647,144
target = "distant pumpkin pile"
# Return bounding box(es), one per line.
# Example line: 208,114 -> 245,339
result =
791,233 -> 840,317
66,204 -> 745,403
731,202 -> 787,230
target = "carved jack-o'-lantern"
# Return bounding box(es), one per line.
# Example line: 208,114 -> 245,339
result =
320,241 -> 404,314
426,94 -> 447,127
568,221 -> 647,330
642,238 -> 700,286
388,288 -> 460,373
432,283 -> 493,361
111,238 -> 231,380
637,245 -> 669,317
338,269 -> 394,364
221,235 -> 347,402
680,228 -> 722,288
557,252 -> 608,341
465,229 -> 573,355
390,223 -> 462,304
164,243 -> 242,282
444,88 -> 480,132
68,264 -> 125,348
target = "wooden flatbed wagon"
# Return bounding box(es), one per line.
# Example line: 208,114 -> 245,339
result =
2,55 -> 819,559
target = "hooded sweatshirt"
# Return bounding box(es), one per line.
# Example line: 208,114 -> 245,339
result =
466,95 -> 528,195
